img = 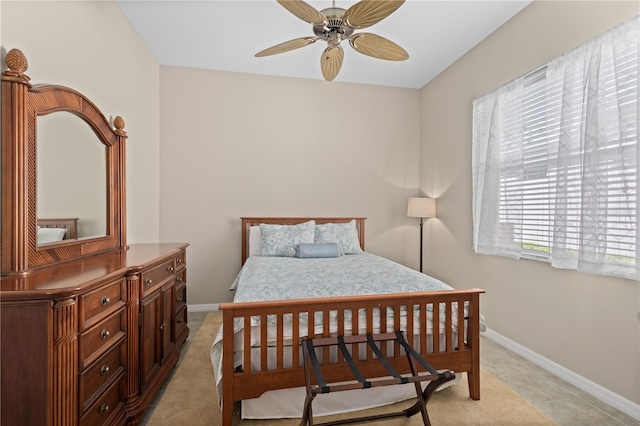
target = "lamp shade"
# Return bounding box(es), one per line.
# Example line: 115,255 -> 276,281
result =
407,197 -> 436,218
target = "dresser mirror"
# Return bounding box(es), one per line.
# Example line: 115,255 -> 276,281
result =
1,48 -> 127,275
37,112 -> 107,243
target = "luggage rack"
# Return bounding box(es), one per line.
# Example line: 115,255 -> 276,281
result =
301,331 -> 456,426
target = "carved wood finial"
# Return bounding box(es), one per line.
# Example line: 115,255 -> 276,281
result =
114,116 -> 127,136
4,48 -> 30,81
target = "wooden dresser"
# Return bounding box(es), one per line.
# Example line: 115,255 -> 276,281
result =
0,243 -> 189,425
1,49 -> 189,425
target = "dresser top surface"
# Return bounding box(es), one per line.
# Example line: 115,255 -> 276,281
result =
0,243 -> 188,297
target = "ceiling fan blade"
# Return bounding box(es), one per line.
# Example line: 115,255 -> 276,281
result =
349,33 -> 409,61
343,0 -> 405,29
320,46 -> 344,81
255,37 -> 318,57
276,0 -> 328,26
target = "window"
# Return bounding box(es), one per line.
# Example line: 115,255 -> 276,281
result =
472,16 -> 639,280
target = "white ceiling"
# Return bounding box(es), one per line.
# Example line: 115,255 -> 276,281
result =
117,0 -> 532,89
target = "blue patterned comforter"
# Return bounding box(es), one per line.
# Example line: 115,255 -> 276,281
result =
231,252 -> 453,302
228,252 -> 454,330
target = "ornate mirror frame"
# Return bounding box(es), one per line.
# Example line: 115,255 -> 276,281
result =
1,49 -> 127,276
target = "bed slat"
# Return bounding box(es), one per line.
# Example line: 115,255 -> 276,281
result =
445,301 -> 453,351
433,302 -> 440,353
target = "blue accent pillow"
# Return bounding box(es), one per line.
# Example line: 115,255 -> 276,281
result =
314,220 -> 363,254
294,242 -> 341,258
260,221 -> 315,257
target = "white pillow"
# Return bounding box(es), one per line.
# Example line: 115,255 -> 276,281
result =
248,226 -> 262,257
37,227 -> 67,244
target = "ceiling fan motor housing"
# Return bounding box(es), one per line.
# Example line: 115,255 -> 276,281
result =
313,7 -> 355,43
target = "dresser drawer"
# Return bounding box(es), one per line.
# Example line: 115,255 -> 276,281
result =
175,250 -> 186,270
175,267 -> 186,289
79,340 -> 125,414
79,279 -> 126,330
79,310 -> 126,369
140,258 -> 176,298
175,305 -> 188,348
80,375 -> 125,426
175,281 -> 186,312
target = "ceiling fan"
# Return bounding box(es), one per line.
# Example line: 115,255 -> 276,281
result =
255,0 -> 409,81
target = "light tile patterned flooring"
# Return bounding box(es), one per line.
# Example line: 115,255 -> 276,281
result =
480,337 -> 638,425
142,311 -> 638,425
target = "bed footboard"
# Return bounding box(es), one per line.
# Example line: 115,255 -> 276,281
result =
219,288 -> 484,425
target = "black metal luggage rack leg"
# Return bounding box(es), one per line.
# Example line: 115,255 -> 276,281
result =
300,331 -> 455,426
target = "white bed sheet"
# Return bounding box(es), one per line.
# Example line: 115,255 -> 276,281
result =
241,375 -> 459,419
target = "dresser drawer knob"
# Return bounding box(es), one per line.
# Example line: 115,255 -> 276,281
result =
101,296 -> 110,306
176,297 -> 183,302
100,404 -> 109,415
167,266 -> 174,273
177,319 -> 183,324
100,365 -> 110,376
145,278 -> 152,286
100,329 -> 110,340
159,323 -> 165,330
176,277 -> 183,283
177,258 -> 183,264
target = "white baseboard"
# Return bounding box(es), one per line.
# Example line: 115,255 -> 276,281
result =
484,328 -> 640,421
187,303 -> 219,312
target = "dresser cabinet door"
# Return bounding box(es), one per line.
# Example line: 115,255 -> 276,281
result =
139,280 -> 177,389
161,281 -> 176,361
140,290 -> 162,390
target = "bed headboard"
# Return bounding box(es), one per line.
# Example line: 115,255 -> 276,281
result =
37,218 -> 79,240
241,217 -> 366,265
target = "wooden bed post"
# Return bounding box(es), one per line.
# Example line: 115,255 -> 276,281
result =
221,306 -> 235,426
467,291 -> 481,400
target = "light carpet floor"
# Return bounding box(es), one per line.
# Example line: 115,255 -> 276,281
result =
146,312 -> 557,425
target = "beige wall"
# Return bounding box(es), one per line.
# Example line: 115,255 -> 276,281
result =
158,66 -> 422,305
420,0 -> 639,404
0,0 -> 161,244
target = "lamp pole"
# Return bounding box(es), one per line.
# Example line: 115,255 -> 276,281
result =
418,217 -> 424,273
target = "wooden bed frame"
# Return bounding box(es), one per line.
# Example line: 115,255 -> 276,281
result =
219,217 -> 484,425
37,217 -> 79,239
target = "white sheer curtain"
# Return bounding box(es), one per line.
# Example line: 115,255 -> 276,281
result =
472,16 -> 639,280
472,77 -> 525,259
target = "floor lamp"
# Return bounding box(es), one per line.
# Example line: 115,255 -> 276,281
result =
407,197 -> 437,273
